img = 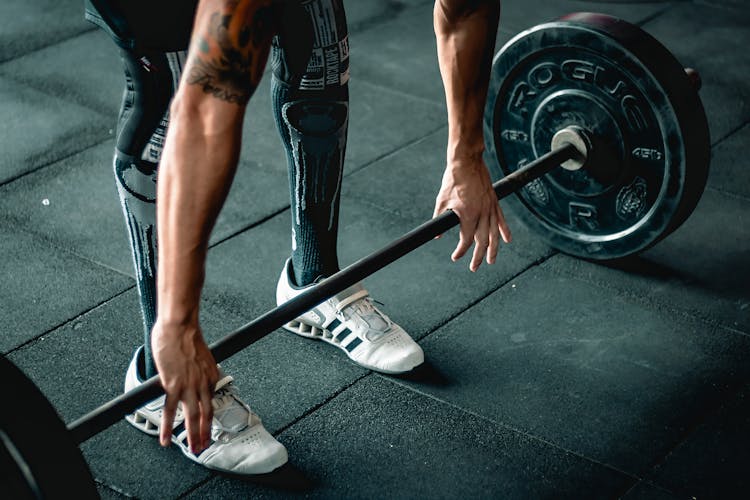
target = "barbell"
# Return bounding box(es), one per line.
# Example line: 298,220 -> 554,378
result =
1,12 -> 709,499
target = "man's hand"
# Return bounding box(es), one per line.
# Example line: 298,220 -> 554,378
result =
434,154 -> 511,271
151,319 -> 219,454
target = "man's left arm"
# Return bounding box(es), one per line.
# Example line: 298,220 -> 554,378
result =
433,0 -> 511,272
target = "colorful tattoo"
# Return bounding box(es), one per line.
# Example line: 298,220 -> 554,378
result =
186,0 -> 275,104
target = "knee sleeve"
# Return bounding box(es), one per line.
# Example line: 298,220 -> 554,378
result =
116,50 -> 184,159
113,151 -> 157,272
283,99 -> 348,229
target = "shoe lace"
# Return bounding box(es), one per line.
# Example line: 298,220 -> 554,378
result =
339,296 -> 391,342
211,376 -> 257,434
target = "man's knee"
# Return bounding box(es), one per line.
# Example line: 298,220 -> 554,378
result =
116,50 -> 182,160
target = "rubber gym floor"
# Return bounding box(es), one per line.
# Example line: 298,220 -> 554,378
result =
1,1 -> 748,498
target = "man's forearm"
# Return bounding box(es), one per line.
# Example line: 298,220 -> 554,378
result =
434,0 -> 500,161
156,101 -> 243,325
156,0 -> 275,326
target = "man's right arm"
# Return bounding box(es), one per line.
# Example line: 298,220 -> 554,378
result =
153,0 -> 275,454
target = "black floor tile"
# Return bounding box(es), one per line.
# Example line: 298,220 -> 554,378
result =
708,123 -> 750,200
0,30 -> 123,117
396,262 -> 750,476
642,2 -> 750,143
0,224 -> 132,353
648,384 -> 750,499
0,77 -> 110,185
0,141 -> 133,274
187,376 -> 635,499
620,481 -> 682,500
0,0 -> 92,62
551,190 -> 750,334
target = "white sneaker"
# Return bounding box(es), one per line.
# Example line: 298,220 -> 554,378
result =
124,347 -> 288,475
276,259 -> 424,374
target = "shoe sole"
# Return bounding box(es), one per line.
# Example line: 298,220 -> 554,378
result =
283,319 -> 421,375
125,409 -> 161,436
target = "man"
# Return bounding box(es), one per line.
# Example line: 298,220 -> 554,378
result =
85,0 -> 510,476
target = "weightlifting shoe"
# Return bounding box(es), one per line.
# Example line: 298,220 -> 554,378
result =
276,259 -> 424,374
124,347 -> 288,475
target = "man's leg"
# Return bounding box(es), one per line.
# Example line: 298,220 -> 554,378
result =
113,49 -> 185,378
270,0 -> 350,286
90,0 -> 288,475
271,0 -> 424,374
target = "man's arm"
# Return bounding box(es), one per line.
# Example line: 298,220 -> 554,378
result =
153,0 -> 275,453
433,0 -> 511,272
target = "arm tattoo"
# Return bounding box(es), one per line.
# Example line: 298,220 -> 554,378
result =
186,0 -> 275,105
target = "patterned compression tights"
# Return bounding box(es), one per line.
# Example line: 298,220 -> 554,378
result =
112,0 -> 350,378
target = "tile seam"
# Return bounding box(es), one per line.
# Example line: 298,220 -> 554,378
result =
541,256 -> 750,339
377,373 -> 641,483
710,119 -> 750,148
639,382 -> 748,487
0,69 -> 116,119
4,286 -> 134,357
271,372 -> 372,438
93,478 -> 136,499
1,218 -> 135,280
0,26 -> 97,65
412,251 -> 557,343
0,136 -> 112,189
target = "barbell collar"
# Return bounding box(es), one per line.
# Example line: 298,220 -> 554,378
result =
550,127 -> 590,171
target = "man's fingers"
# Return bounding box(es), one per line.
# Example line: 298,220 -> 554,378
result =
469,214 -> 490,272
183,392 -> 202,454
160,394 -> 178,447
432,202 -> 443,220
470,243 -> 485,272
497,204 -> 512,243
451,221 -> 474,261
487,211 -> 499,265
199,386 -> 214,451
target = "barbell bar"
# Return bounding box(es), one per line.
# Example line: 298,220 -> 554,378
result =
68,139 -> 582,445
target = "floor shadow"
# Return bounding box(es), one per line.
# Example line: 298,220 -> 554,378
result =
598,250 -> 750,299
218,462 -> 316,492
391,360 -> 451,388
594,254 -> 685,281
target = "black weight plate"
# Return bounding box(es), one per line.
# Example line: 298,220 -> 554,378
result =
484,12 -> 710,260
0,355 -> 98,499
